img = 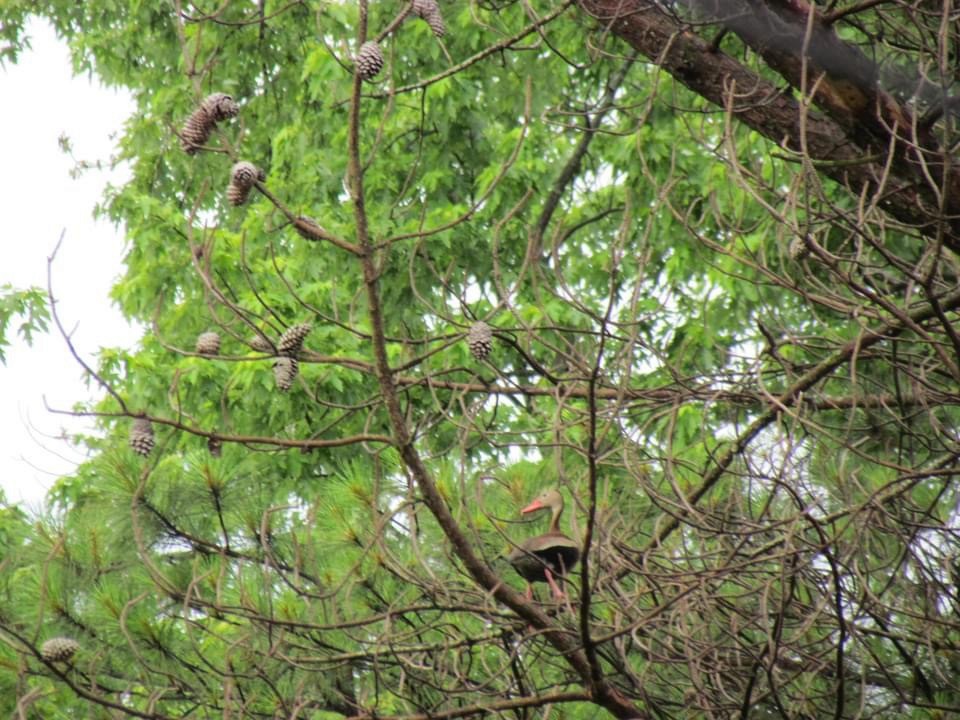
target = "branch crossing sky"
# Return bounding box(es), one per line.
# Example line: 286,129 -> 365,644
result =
0,18 -> 137,509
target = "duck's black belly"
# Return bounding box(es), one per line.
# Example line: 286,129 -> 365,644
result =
509,543 -> 580,583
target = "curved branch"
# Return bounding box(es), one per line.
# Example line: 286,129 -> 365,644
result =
47,233 -> 129,414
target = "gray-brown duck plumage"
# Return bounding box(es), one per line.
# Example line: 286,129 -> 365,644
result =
507,488 -> 580,598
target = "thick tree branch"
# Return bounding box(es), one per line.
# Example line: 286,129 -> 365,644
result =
577,0 -> 960,250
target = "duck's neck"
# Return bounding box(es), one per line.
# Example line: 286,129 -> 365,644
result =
549,502 -> 563,534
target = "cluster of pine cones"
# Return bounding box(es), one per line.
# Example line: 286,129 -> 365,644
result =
142,3 -> 478,461
356,0 -> 446,81
179,93 -> 263,208
272,323 -> 312,392
128,322 -> 314,457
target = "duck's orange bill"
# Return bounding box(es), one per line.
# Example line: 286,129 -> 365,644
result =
521,498 -> 545,514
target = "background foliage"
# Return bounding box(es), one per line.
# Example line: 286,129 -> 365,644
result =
3,0 -> 960,718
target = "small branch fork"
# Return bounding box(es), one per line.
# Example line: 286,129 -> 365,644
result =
46,232 -> 129,415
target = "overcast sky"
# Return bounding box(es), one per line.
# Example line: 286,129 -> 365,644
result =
0,19 -> 138,510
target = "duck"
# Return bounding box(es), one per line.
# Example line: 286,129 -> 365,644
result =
507,488 -> 580,599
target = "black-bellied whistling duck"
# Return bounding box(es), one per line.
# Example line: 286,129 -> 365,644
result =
507,488 -> 580,599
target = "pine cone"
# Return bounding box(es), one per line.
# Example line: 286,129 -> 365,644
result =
180,107 -> 214,154
231,161 -> 263,187
412,0 -> 446,37
226,184 -> 251,206
201,92 -> 240,121
208,435 -> 222,457
277,323 -> 312,357
356,41 -> 384,81
195,331 -> 221,355
129,417 -> 155,457
249,334 -> 273,353
226,184 -> 252,206
467,321 -> 493,360
180,93 -> 239,154
226,161 -> 264,206
273,356 -> 299,392
41,637 -> 80,663
788,236 -> 811,261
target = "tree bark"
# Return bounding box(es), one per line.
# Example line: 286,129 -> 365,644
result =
577,0 -> 960,251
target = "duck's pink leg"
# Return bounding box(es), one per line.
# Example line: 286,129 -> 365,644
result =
525,584 -> 534,601
544,569 -> 565,599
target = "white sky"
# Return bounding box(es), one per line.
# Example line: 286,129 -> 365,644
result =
0,19 -> 138,511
